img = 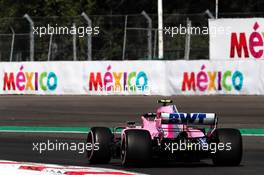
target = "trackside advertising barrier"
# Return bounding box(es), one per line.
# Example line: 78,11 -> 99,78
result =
0,60 -> 263,95
209,18 -> 264,60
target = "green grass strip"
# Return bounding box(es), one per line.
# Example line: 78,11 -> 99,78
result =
0,126 -> 263,136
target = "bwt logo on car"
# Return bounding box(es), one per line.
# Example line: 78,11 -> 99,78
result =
169,113 -> 207,124
230,22 -> 264,59
181,65 -> 244,92
3,65 -> 58,92
88,65 -> 149,92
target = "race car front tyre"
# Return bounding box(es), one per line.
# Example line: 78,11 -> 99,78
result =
211,128 -> 242,166
87,127 -> 113,164
121,129 -> 152,167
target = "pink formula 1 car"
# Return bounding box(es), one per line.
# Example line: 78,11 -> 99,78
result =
87,100 -> 242,167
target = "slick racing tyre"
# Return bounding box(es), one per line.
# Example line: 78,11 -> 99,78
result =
211,128 -> 242,166
121,129 -> 152,167
87,127 -> 113,164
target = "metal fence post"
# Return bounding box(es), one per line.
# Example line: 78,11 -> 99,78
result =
141,11 -> 152,60
205,9 -> 215,19
48,32 -> 53,61
184,18 -> 191,60
81,12 -> 92,61
9,27 -> 15,62
23,14 -> 34,61
153,29 -> 157,59
72,23 -> 77,61
216,0 -> 219,19
122,15 -> 128,60
158,0 -> 164,59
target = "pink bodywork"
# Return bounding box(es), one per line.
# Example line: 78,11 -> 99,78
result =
123,105 -> 205,140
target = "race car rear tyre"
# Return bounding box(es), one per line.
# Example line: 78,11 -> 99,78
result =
211,128 -> 242,166
121,129 -> 152,167
87,127 -> 113,164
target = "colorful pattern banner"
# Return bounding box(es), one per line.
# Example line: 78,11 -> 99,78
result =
0,60 -> 263,95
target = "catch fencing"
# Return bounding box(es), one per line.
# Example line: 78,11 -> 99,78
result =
1,13 -> 251,62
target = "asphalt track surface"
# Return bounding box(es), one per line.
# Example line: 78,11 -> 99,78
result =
0,95 -> 263,175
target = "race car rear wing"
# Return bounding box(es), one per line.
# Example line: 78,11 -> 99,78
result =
160,112 -> 217,126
